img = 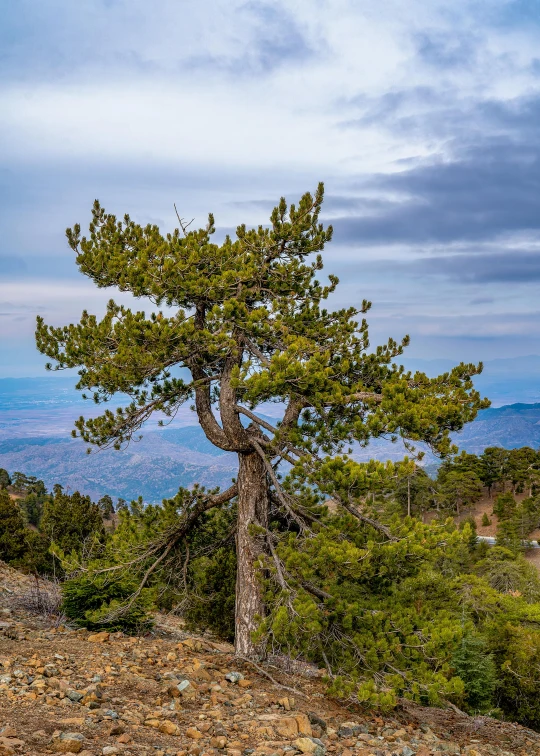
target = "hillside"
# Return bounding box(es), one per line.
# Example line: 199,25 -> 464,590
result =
0,561 -> 538,755
3,376 -> 540,502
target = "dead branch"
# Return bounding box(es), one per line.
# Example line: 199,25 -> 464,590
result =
251,438 -> 308,531
236,656 -> 308,697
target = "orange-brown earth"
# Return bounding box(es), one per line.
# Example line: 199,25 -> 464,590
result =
0,562 -> 539,756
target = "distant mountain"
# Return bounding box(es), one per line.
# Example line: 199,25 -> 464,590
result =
2,372 -> 540,502
453,403 -> 540,454
0,427 -> 236,503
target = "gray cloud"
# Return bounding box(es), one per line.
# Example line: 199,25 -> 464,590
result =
330,120 -> 540,246
415,30 -> 479,69
412,251 -> 540,284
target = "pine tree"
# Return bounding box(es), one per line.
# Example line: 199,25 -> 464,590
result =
451,635 -> 496,713
0,469 -> 11,489
439,470 -> 483,515
98,494 -> 115,518
35,184 -> 487,657
40,489 -> 105,554
0,489 -> 28,564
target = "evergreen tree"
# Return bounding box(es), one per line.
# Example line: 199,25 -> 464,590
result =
0,469 -> 11,489
0,489 -> 27,564
35,185 -> 487,657
40,489 -> 105,554
451,635 -> 496,713
98,494 -> 115,518
439,470 -> 483,515
506,446 -> 539,494
493,492 -> 517,521
479,447 -> 508,497
394,465 -> 436,519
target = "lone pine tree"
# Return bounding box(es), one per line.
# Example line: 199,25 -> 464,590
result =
36,184 -> 487,657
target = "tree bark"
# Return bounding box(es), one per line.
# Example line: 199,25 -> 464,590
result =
235,450 -> 268,657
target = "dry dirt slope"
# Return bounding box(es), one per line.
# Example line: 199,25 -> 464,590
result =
0,561 -> 539,756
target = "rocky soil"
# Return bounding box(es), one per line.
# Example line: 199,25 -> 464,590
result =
1,562 -> 539,756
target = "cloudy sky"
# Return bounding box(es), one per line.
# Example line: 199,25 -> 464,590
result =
2,0 -> 540,376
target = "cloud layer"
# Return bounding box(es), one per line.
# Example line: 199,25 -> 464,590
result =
2,0 -> 540,374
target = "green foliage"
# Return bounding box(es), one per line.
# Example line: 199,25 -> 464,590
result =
439,470 -> 483,515
257,514 -> 472,709
62,569 -> 153,633
452,634 -> 496,713
481,512 -> 491,527
496,517 -> 524,555
475,548 -> 540,602
98,494 -> 115,518
489,622 -> 540,729
180,507 -> 237,641
393,466 -> 436,517
493,493 -> 517,521
0,489 -> 28,564
479,447 -> 508,494
41,488 -> 105,554
0,469 -> 11,489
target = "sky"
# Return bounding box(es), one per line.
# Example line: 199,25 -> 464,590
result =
2,0 -> 540,376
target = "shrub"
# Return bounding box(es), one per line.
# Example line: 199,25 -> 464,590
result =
0,489 -> 28,563
481,512 -> 491,527
475,547 -> 540,602
62,570 -> 153,634
41,489 -> 105,554
493,493 -> 517,521
489,622 -> 540,729
452,634 -> 496,713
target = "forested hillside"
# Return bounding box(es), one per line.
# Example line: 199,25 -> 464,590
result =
3,397 -> 540,501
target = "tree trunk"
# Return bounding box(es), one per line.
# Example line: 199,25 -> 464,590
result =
234,450 -> 268,657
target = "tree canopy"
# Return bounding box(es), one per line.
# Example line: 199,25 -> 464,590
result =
35,184 -> 488,659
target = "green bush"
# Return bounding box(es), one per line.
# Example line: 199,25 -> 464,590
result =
452,634 -> 496,713
475,548 -> 540,602
62,570 -> 153,634
489,622 -> 540,729
0,489 -> 28,564
493,493 -> 517,521
481,512 -> 491,527
41,488 -> 105,554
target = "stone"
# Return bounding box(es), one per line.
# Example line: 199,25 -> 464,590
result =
225,672 -> 244,684
88,631 -> 110,643
51,731 -> 85,753
401,747 -> 415,756
186,727 -> 204,739
178,678 -> 198,700
103,748 -> 120,755
159,720 -> 180,735
67,689 -> 84,702
293,737 -> 325,756
210,736 -> 228,749
337,723 -> 361,739
275,718 -> 299,738
295,714 -> 312,737
307,713 -> 326,732
117,733 -> 132,744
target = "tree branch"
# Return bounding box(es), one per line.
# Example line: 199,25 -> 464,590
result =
335,495 -> 395,540
251,438 -> 308,531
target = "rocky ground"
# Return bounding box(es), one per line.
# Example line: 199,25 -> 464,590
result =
1,562 -> 540,756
